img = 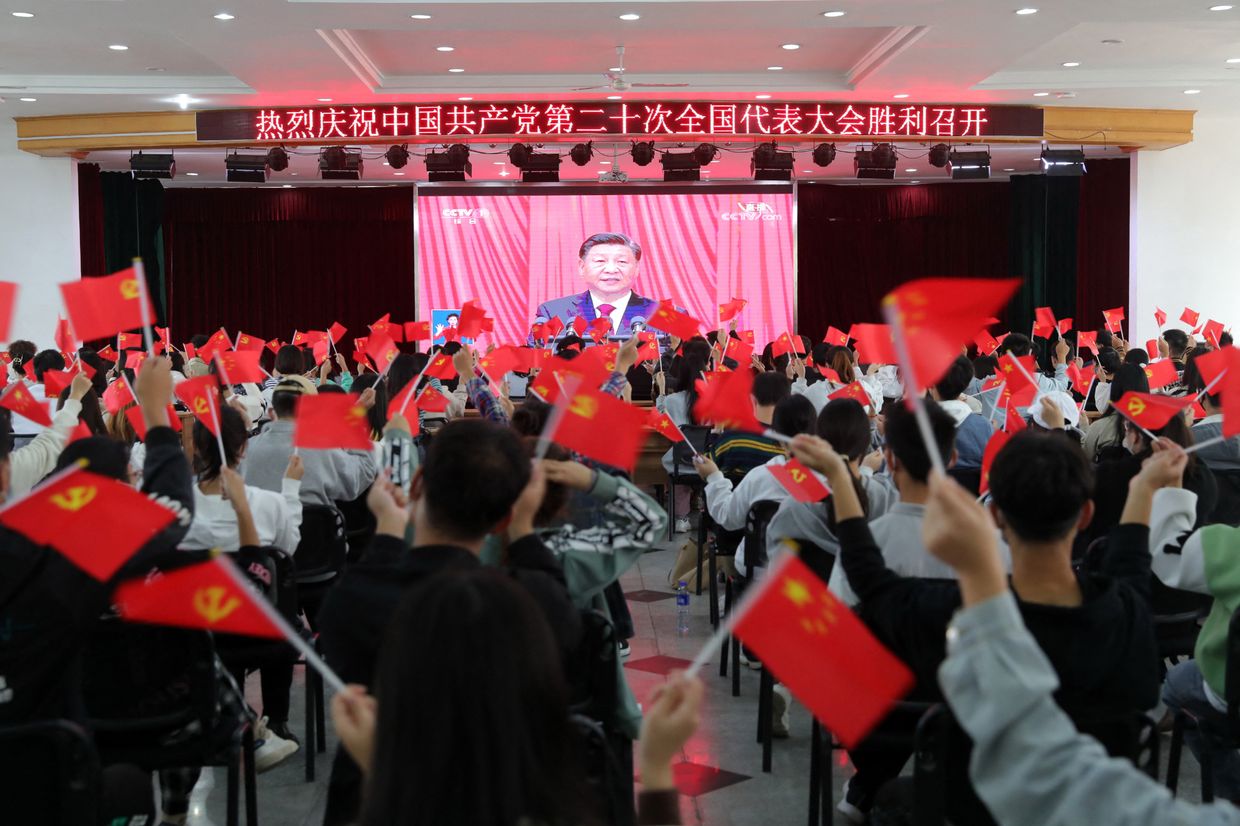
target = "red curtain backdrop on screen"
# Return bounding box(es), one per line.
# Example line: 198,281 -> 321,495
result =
1075,158 -> 1131,327
416,190 -> 795,345
163,188 -> 414,346
77,163 -> 106,278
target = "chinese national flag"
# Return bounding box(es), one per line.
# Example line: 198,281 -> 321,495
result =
723,336 -> 754,366
528,354 -> 610,404
647,410 -> 684,442
1154,307 -> 1168,328
414,388 -> 450,414
352,336 -> 368,353
366,333 -> 399,373
768,459 -> 831,503
101,378 -> 135,416
1143,359 -> 1179,391
1033,307 -> 1056,338
979,429 -> 1012,495
328,322 -> 348,344
1113,391 -> 1193,431
1102,307 -> 1126,333
215,350 -> 266,385
404,321 -> 432,342
0,468 -> 176,581
0,281 -> 16,341
997,353 -> 1038,398
1004,403 -> 1027,433
1057,318 -> 1073,336
175,376 -> 222,436
293,394 -> 373,450
1203,319 -> 1225,348
693,366 -> 762,433
124,405 -> 182,441
851,324 -> 898,365
543,317 -> 565,340
477,346 -> 521,384
819,366 -> 842,384
117,332 -> 143,350
423,352 -> 457,381
96,345 -> 119,363
828,382 -> 870,406
823,326 -> 849,347
636,332 -> 660,363
42,369 -> 72,398
719,297 -> 747,322
1196,346 -> 1239,390
1145,339 -> 1159,360
1,381 -> 51,427
650,300 -> 703,341
570,316 -> 588,337
199,329 -> 232,361
59,267 -> 155,343
772,332 -> 806,357
114,556 -> 284,639
973,330 -> 1000,356
234,332 -> 265,352
587,317 -> 612,343
882,277 -> 1021,394
368,321 -> 402,342
1066,363 -> 1093,398
548,385 -> 649,470
1181,307 -> 1201,327
1077,330 -> 1098,355
54,316 -> 75,354
734,554 -> 913,748
312,339 -> 330,366
458,299 -> 492,339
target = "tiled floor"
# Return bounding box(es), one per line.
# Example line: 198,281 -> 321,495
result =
192,538 -> 1206,825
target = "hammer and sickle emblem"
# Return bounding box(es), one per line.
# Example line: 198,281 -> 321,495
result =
570,395 -> 598,420
119,279 -> 141,300
1127,398 -> 1147,416
193,586 -> 240,624
790,468 -> 807,484
50,485 -> 97,512
193,398 -> 209,415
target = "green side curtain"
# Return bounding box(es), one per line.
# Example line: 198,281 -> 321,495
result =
1007,175 -> 1080,330
100,172 -> 166,324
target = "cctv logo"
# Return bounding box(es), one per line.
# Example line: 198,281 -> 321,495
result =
720,202 -> 782,222
441,207 -> 490,225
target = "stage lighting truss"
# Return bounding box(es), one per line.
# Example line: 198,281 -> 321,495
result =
947,147 -> 991,180
130,151 -> 175,179
507,142 -> 562,182
225,152 -> 269,183
853,143 -> 897,179
425,143 -> 472,181
751,142 -> 793,181
1040,147 -> 1087,177
319,146 -> 363,180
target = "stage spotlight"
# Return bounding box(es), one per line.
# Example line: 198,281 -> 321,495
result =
266,146 -> 289,172
1040,148 -> 1087,177
425,144 -> 472,181
928,143 -> 951,168
507,143 -> 561,181
225,152 -> 269,183
570,142 -> 593,166
660,151 -> 703,182
854,144 -> 897,179
319,146 -> 363,180
948,148 -> 991,180
811,143 -> 837,167
630,141 -> 656,166
751,142 -> 793,181
693,143 -> 718,165
385,145 -> 411,169
129,152 -> 175,179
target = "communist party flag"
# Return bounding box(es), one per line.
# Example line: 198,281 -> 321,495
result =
404,321 -> 432,342
733,554 -> 912,748
59,267 -> 154,343
1102,307 -> 1126,333
1077,330 -> 1098,355
0,468 -> 176,581
1,381 -> 51,427
719,297 -> 747,323
979,429 -> 1012,495
1113,391 -> 1193,431
124,405 -> 182,441
369,319 -> 403,342
116,332 -> 143,350
823,326 -> 849,347
650,300 -> 703,341
234,332 -> 265,352
1181,307 -> 1201,327
477,346 -> 521,384
548,385 -> 649,470
291,330 -> 308,347
828,381 -> 870,406
1143,359 -> 1179,391
175,375 -> 222,436
293,394 -> 373,450
882,277 -> 1020,395
647,409 -> 685,442
198,328 -> 232,361
768,459 -> 831,503
1033,307 -> 1056,338
114,556 -> 284,639
458,299 -> 492,339
215,350 -> 266,385
423,352 -> 457,381
636,332 -> 660,363
974,330 -> 1000,356
1154,307 -> 1168,328
0,281 -> 16,342
723,335 -> 754,366
694,366 -> 762,433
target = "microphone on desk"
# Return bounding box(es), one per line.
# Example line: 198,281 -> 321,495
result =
629,316 -> 646,334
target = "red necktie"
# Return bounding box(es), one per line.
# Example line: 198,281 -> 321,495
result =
598,304 -> 615,319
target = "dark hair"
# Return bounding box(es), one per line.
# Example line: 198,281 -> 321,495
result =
1103,363 -> 1151,417
989,431 -> 1094,541
511,397 -> 551,437
191,406 -> 248,480
554,335 -> 586,357
0,408 -> 12,462
351,373 -> 388,436
8,340 -> 36,370
78,348 -> 110,396
1163,329 -> 1189,358
1122,407 -> 1194,453
679,337 -> 712,365
318,382 -> 346,394
883,399 -> 956,483
32,349 -> 66,381
271,389 -> 300,419
671,355 -> 708,424
53,436 -> 131,481
190,334 -> 209,349
274,345 -> 303,376
998,332 -> 1032,358
1096,329 -> 1114,350
1096,347 -> 1122,376
830,348 -> 857,385
771,394 -> 815,438
1124,348 -> 1149,367
1221,331 -> 1234,348
446,312 -> 459,322
57,386 -> 106,435
810,342 -> 833,368
168,349 -> 186,373
935,355 -> 974,401
386,353 -> 420,400
362,569 -> 589,826
752,372 -> 791,407
1183,350 -> 1220,407
578,232 -> 641,262
818,399 -> 872,462
972,355 -> 997,379
522,438 -> 571,526
420,419 -> 531,541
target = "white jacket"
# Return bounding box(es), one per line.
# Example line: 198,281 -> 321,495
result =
181,479 -> 303,554
9,398 -> 82,496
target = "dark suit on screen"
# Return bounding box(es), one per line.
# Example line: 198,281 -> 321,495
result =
534,290 -> 660,338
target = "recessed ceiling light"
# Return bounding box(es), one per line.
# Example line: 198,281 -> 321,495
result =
1185,88 -> 1202,94
170,93 -> 194,110
493,161 -> 506,165
911,180 -> 921,184
767,66 -> 783,71
781,43 -> 801,50
822,10 -> 846,17
109,44 -> 129,51
1003,168 -> 1015,172
600,160 -> 612,165
756,94 -> 771,99
410,13 -> 432,19
283,184 -> 292,188
1209,4 -> 1233,10
893,93 -> 909,99
607,95 -> 622,100
383,161 -> 390,166
436,45 -> 454,52
458,96 -> 473,101
1015,7 -> 1038,14
609,66 -> 624,72
290,172 -> 298,176
904,168 -> 917,172
11,11 -> 34,18
213,12 -> 235,20
619,13 -> 641,20
394,172 -> 405,176
186,172 -> 199,176
1033,91 -> 1050,97
1228,58 -> 1240,63
317,97 -> 332,102
448,68 -> 465,73
1062,61 -> 1080,67
19,97 -> 36,102
1101,38 -> 1123,44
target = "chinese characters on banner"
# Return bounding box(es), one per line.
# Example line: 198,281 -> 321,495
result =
197,102 -> 1045,143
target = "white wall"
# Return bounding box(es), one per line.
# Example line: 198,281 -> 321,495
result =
1131,114 -> 1240,347
0,117 -> 80,346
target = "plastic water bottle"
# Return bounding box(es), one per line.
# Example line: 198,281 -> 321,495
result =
676,580 -> 691,636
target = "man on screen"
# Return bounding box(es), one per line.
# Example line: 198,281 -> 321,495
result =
534,233 -> 660,337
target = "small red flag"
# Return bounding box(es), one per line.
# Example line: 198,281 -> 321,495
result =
1066,363 -> 1092,398
979,429 -> 1012,495
851,324 -> 898,365
215,350 -> 266,385
733,554 -> 913,748
768,459 -> 831,503
818,365 -> 843,384
352,336 -> 368,353
529,322 -> 547,343
414,388 -> 450,414
458,299 -> 492,339
368,320 -> 403,343
1181,307 -> 1201,328
96,345 -> 119,362
1004,403 -> 1027,433
60,268 -> 155,343
174,376 -> 222,436
528,354 -> 610,404
68,419 -> 93,444
1057,318 -> 1073,335
42,369 -> 72,398
650,300 -> 703,341
328,322 -> 347,344
1034,307 -> 1056,338
1145,339 -> 1159,360
693,366 -> 762,433
0,281 -> 17,342
587,317 -> 612,343
723,336 -> 754,366
116,332 -> 142,350
772,332 -> 806,357
1154,307 -> 1168,328
1102,307 -> 1126,333
0,468 -> 176,581
423,352 -> 457,381
997,353 -> 1038,396
1196,346 -> 1238,389
199,329 -> 232,361
636,332 -> 660,363
1113,391 -> 1193,431
293,394 -> 373,450
548,385 -> 649,470
828,382 -> 870,406
291,330 -> 307,347
570,316 -> 589,337
365,333 -> 400,373
404,321 -> 432,342
311,339 -> 330,366
1203,319 -> 1225,348
1,381 -> 51,427
477,346 -> 521,384
234,332 -> 265,352
114,556 -> 284,639
823,326 -> 849,347
973,330 -> 1000,356
1077,330 -> 1098,355
124,405 -> 182,441
719,297 -> 747,323
54,316 -> 75,354
101,378 -> 135,416
543,317 -> 565,340
1143,359 -> 1178,391
647,410 -> 685,442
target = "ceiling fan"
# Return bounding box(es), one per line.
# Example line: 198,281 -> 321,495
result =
572,45 -> 689,92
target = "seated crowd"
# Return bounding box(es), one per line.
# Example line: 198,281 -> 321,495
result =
0,313 -> 1238,826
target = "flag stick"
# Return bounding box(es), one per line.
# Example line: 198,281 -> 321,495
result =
880,304 -> 947,477
1196,371 -> 1228,403
533,375 -> 581,460
395,354 -> 436,419
668,417 -> 700,457
1186,434 -> 1229,455
205,387 -> 229,474
762,428 -> 794,445
131,258 -> 157,360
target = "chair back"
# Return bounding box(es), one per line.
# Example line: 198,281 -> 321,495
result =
293,504 -> 348,584
569,713 -> 634,826
0,719 -> 99,826
671,425 -> 713,469
1211,469 -> 1240,526
566,609 -> 619,726
945,466 -> 982,496
742,499 -> 781,575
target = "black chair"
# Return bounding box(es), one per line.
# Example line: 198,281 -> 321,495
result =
294,504 -> 349,628
1210,468 -> 1240,526
0,719 -> 100,826
946,465 -> 982,496
719,500 -> 780,698
665,424 -> 713,543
